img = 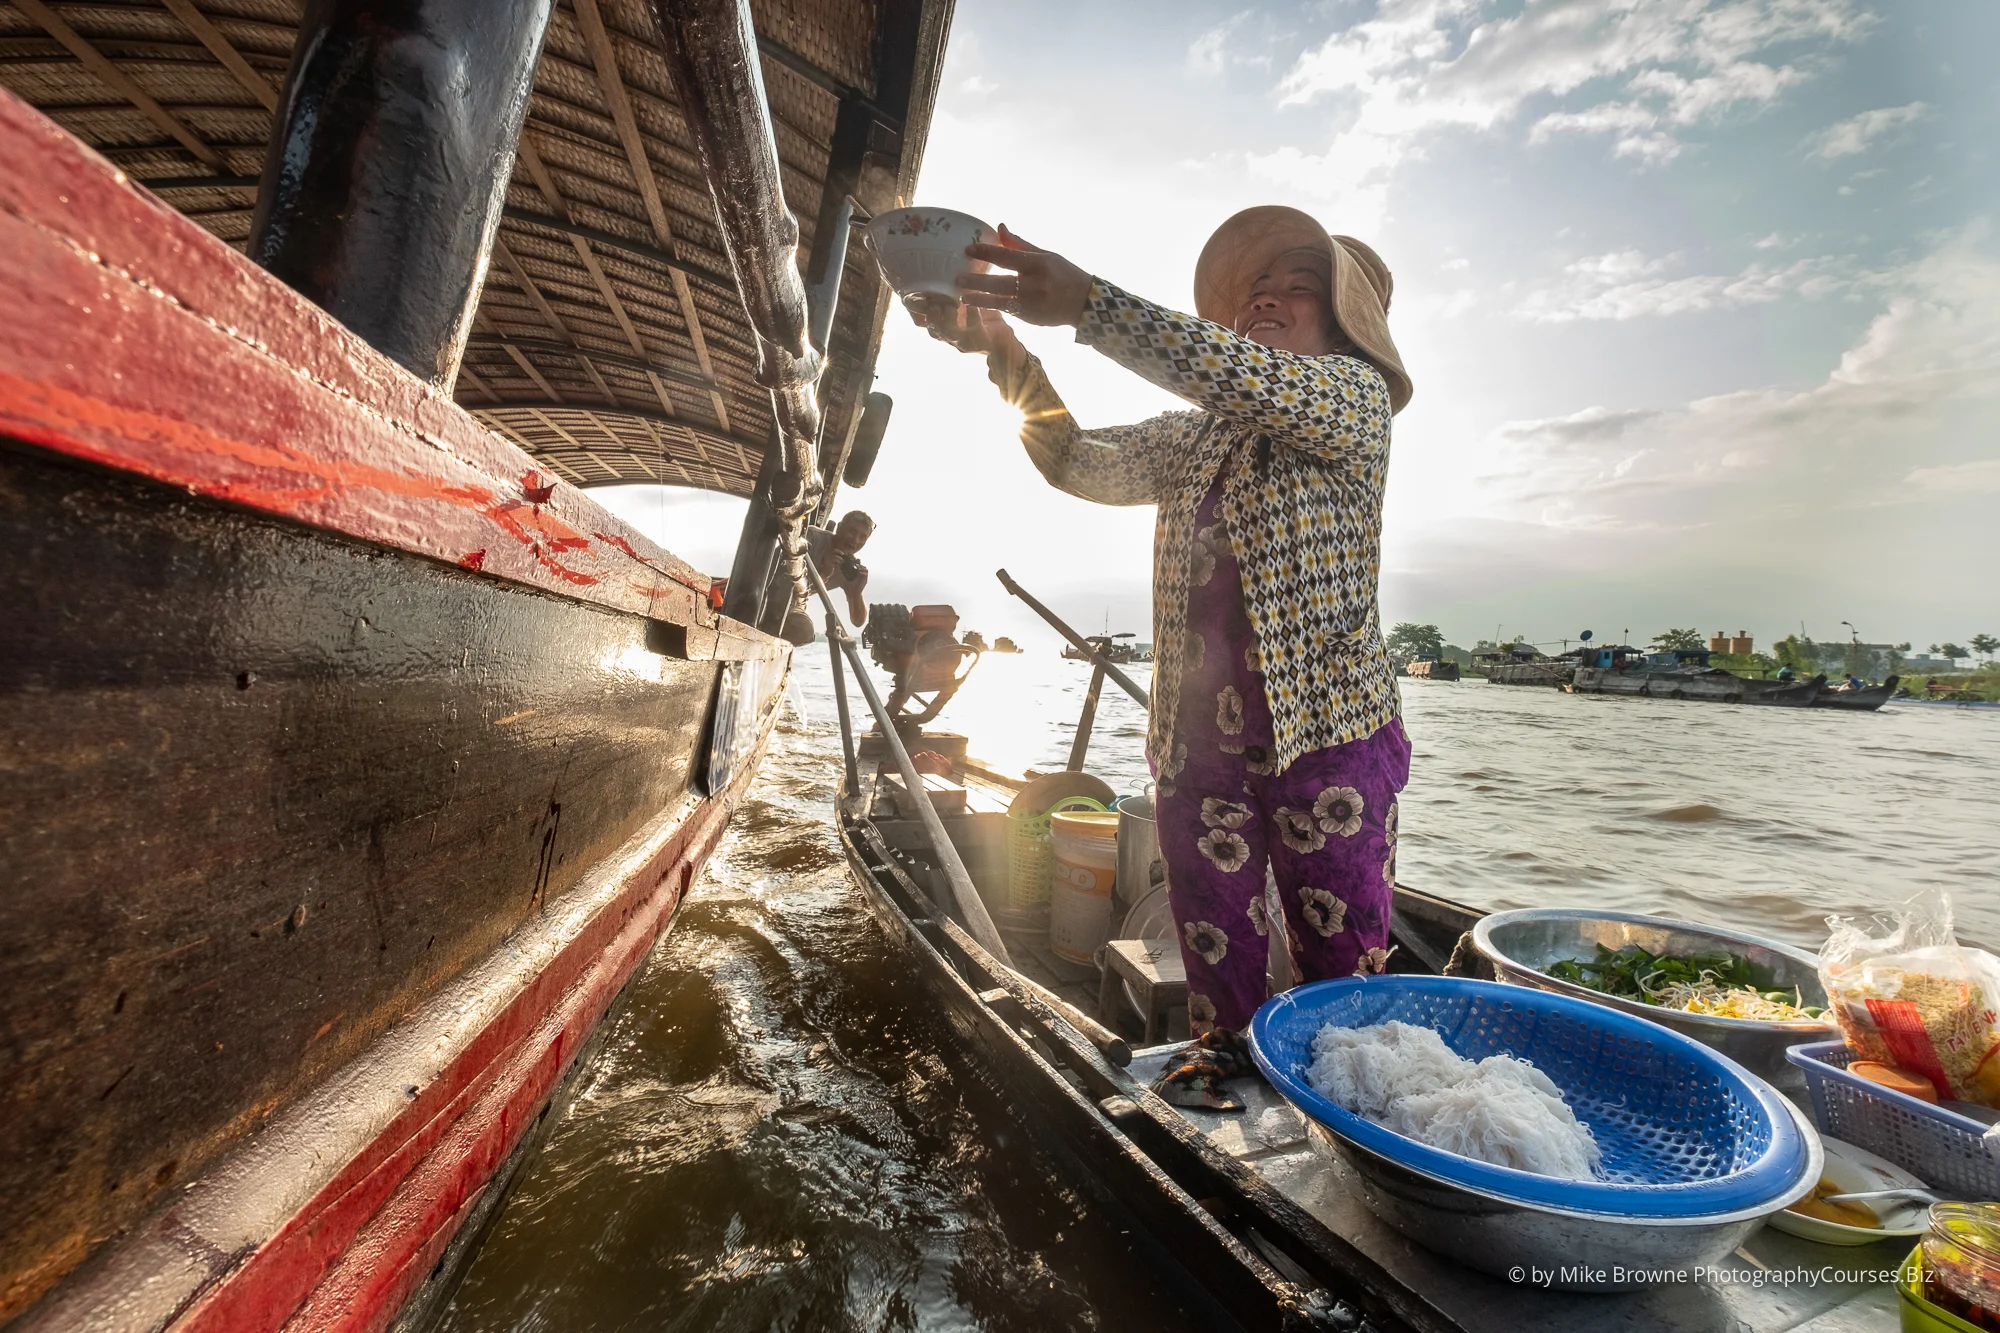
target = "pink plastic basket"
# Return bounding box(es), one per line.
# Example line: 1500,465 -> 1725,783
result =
1787,1040 -> 2000,1198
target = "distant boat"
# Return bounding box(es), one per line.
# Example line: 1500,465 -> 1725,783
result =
1569,665 -> 1825,706
989,637 -> 1023,654
1062,632 -> 1146,664
1487,660 -> 1573,687
1471,644 -> 1561,683
1810,676 -> 1899,711
1406,658 -> 1460,681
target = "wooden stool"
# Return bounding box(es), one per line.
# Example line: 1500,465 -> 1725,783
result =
1098,938 -> 1187,1045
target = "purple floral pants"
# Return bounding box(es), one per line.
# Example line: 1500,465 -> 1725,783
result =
1154,483 -> 1411,1035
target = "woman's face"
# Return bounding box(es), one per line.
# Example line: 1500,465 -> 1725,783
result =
1232,252 -> 1344,356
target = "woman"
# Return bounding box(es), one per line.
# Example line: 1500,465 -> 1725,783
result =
913,206 -> 1413,1108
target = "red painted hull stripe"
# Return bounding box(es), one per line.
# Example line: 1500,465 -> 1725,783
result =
289,859 -> 683,1333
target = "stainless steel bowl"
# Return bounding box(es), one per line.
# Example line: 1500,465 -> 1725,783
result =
1472,908 -> 1839,1091
1306,1096 -> 1823,1290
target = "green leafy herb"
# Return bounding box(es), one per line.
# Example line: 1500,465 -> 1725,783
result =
1543,944 -> 1824,1019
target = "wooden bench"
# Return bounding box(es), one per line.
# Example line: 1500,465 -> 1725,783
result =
1098,938 -> 1187,1045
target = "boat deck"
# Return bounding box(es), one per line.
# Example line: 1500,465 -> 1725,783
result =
1128,1047 -> 1907,1333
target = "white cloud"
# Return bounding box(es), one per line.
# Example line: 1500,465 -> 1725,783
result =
1187,11 -> 1252,78
1487,231 -> 2000,532
1904,459 -> 2000,495
1254,0 -> 1870,227
1515,249 -> 1851,321
1500,404 -> 1662,443
1807,102 -> 1930,160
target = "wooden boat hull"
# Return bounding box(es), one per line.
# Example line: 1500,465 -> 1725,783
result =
1,93 -> 787,1331
1809,680 -> 1898,711
1568,668 -> 1824,706
1405,661 -> 1459,682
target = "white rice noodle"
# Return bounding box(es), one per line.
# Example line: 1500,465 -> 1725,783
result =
1304,1020 -> 1603,1181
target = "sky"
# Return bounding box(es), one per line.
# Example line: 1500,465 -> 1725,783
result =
600,0 -> 2000,656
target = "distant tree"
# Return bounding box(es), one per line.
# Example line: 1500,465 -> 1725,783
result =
1650,627 -> 1705,652
1441,643 -> 1475,668
961,630 -> 987,652
1940,643 -> 1968,663
1773,635 -> 1813,673
1387,622 -> 1446,661
1896,642 -> 1913,652
1971,633 -> 1999,663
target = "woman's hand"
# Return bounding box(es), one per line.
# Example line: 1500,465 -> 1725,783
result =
905,292 -> 1019,358
957,225 -> 1094,327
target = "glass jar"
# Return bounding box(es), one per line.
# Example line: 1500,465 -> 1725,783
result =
1923,1203 -> 2000,1331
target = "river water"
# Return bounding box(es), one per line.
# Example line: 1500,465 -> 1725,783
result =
436,649 -> 1997,1330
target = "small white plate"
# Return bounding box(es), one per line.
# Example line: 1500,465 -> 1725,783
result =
1765,1136 -> 1930,1246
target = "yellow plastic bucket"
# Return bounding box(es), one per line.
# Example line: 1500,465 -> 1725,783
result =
1049,810 -> 1120,963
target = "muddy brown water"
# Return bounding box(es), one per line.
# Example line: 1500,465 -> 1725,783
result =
432,674 -> 1201,1332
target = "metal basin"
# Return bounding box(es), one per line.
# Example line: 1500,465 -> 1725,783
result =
1306,1095 -> 1823,1290
1472,908 -> 1839,1091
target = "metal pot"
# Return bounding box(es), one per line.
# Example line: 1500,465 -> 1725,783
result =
1472,908 -> 1839,1092
1114,793 -> 1167,922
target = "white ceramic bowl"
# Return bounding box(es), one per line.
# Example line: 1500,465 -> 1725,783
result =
864,207 -> 993,299
1764,1136 -> 1931,1246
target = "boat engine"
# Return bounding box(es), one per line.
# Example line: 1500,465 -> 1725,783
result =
862,603 -> 980,727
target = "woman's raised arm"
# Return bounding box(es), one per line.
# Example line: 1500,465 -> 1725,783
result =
954,235 -> 1390,466
1071,282 -> 1390,465
910,294 -> 1174,506
990,343 -> 1188,506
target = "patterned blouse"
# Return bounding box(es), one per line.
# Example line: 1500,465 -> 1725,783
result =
990,280 -> 1399,777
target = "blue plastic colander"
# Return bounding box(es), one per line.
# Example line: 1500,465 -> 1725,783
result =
1248,975 -> 1812,1218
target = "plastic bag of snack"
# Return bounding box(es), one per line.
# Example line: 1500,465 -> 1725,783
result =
1819,891 -> 2000,1109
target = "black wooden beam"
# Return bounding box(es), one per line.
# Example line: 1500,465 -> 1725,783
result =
247,0 -> 556,389
756,37 -> 902,129
803,0 -> 942,511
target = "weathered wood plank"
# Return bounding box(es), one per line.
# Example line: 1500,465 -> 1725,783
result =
0,443 -> 727,1319
0,87 -> 780,661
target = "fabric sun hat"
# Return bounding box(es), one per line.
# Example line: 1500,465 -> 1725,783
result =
1192,205 -> 1413,414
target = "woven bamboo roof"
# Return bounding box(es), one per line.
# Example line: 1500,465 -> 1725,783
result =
0,0 -> 949,496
